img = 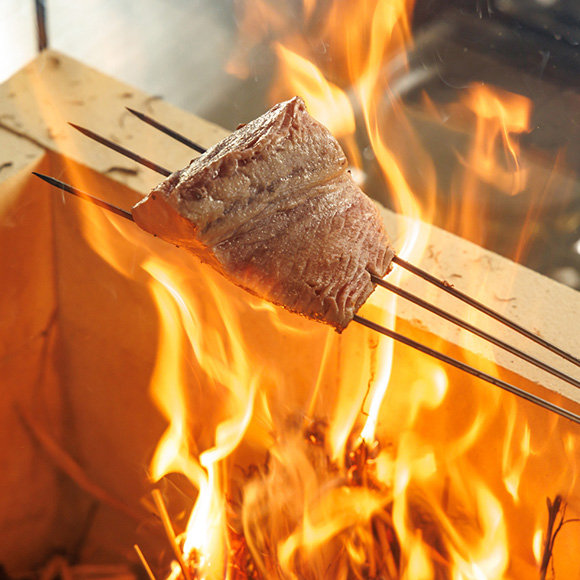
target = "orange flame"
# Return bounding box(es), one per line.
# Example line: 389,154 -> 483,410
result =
143,259 -> 259,577
271,43 -> 356,139
458,86 -> 532,198
42,0 -> 580,576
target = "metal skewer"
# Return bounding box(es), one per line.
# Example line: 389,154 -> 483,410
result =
32,153 -> 580,393
123,109 -> 580,371
36,114 -> 580,422
125,107 -> 206,154
31,169 -> 580,426
70,117 -> 580,373
32,172 -> 134,221
353,315 -> 580,425
371,274 -> 580,391
68,123 -> 172,177
391,255 -> 580,369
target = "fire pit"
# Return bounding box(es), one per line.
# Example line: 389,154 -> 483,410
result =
2,48 -> 580,580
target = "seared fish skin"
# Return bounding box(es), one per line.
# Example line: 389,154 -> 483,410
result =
132,96 -> 395,331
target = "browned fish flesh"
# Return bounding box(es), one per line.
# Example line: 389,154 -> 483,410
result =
132,96 -> 395,331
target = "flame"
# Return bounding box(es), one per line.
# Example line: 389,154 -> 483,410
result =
501,408 -> 531,503
457,86 -> 532,198
416,85 -> 534,254
42,0 -> 580,577
532,527 -> 543,565
271,43 -> 356,139
142,260 -> 257,576
154,0 -> 578,577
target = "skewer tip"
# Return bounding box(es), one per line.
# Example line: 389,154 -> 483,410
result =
68,121 -> 90,136
125,107 -> 207,155
32,172 -> 135,222
66,121 -> 171,177
32,171 -> 60,187
125,106 -> 146,120
68,121 -> 108,143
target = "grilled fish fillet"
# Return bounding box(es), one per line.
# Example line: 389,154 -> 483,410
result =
132,96 -> 395,331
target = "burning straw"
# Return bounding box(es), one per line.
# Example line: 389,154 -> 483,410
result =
539,496 -> 580,580
232,421 -> 400,580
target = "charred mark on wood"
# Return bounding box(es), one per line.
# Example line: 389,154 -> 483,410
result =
426,244 -> 441,263
474,254 -> 496,271
105,166 -> 139,176
0,113 -> 23,130
118,112 -> 130,129
0,162 -> 13,173
144,95 -> 163,113
48,55 -> 61,68
494,294 -> 517,303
